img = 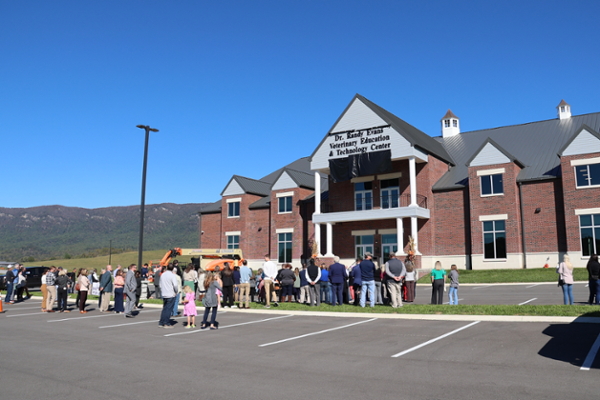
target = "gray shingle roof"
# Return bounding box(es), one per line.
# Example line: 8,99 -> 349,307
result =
199,200 -> 221,213
433,112 -> 600,191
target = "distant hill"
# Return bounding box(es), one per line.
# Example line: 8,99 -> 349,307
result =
0,203 -> 206,262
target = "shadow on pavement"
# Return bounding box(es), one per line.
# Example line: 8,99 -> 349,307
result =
539,313 -> 600,369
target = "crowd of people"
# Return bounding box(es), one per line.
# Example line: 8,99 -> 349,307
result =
6,252 -> 600,328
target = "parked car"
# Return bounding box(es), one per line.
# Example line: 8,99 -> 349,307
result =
0,266 -> 46,291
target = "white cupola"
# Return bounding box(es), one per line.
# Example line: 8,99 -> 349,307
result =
441,109 -> 460,138
557,99 -> 571,120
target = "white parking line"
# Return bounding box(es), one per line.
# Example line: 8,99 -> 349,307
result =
443,299 -> 464,305
101,314 -> 184,329
525,284 -> 541,288
471,285 -> 492,290
259,318 -> 377,347
6,311 -> 48,318
391,321 -> 481,358
48,310 -> 158,322
518,298 -> 537,305
581,332 -> 600,370
164,314 -> 294,337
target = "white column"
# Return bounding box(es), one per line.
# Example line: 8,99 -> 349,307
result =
396,217 -> 405,255
411,216 -> 420,254
325,222 -> 334,257
314,223 -> 323,257
409,156 -> 417,206
314,171 -> 321,215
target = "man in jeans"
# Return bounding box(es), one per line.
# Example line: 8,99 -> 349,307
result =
359,253 -> 376,308
385,252 -> 406,308
238,260 -> 252,309
158,264 -> 179,328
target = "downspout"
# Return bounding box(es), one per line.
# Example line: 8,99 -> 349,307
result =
518,181 -> 527,269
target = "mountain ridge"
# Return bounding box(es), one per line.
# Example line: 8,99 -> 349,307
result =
0,203 -> 206,262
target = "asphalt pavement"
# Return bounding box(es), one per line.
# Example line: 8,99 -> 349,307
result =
1,283 -> 599,400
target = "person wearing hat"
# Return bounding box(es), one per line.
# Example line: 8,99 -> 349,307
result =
359,252 -> 376,308
385,251 -> 406,308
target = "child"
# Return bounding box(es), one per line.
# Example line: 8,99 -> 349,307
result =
448,264 -> 459,305
182,285 -> 197,328
201,273 -> 223,330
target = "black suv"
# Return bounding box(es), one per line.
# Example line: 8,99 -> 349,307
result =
0,266 -> 46,290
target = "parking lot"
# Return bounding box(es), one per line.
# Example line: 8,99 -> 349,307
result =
1,283 -> 599,400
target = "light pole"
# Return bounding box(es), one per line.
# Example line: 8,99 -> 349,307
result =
136,125 -> 159,273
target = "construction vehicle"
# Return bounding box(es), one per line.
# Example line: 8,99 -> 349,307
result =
158,248 -> 244,271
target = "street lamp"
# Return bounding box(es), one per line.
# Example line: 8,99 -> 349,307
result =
136,125 -> 159,273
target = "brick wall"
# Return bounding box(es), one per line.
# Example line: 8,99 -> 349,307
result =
560,152 -> 600,254
468,162 -> 523,256
199,212 -> 221,248
520,179 -> 567,253
432,188 -> 470,255
270,187 -> 314,262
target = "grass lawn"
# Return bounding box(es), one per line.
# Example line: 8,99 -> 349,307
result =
417,267 -> 589,284
237,302 -> 600,317
24,249 -> 169,271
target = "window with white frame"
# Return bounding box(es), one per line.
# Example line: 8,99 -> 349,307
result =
278,232 -> 292,263
575,164 -> 600,188
355,182 -> 373,211
355,235 -> 374,259
483,220 -> 506,259
381,234 -> 398,264
380,178 -> 400,209
480,174 -> 503,196
580,214 -> 600,257
227,235 -> 240,249
278,196 -> 292,213
227,201 -> 240,218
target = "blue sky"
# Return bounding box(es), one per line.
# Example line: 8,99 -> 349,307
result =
2,0 -> 599,209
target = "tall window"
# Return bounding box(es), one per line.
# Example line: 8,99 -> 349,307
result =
580,214 -> 600,257
355,182 -> 373,211
228,201 -> 240,218
381,178 -> 400,209
227,235 -> 239,249
355,235 -> 374,259
278,196 -> 292,213
483,220 -> 506,259
480,174 -> 503,196
381,234 -> 398,264
278,232 -> 292,263
575,164 -> 600,188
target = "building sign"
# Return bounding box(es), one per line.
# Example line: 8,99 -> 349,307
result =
328,125 -> 392,158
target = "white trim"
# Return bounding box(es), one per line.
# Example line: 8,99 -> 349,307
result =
225,231 -> 241,236
351,176 -> 375,183
378,229 -> 397,235
476,167 -> 506,176
377,172 -> 402,180
276,191 -> 294,198
352,229 -> 376,236
479,214 -> 508,221
276,228 -> 294,234
226,197 -> 242,203
575,208 -> 600,215
571,156 -> 600,166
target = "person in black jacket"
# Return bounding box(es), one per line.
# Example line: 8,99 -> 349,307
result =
586,254 -> 600,305
220,263 -> 235,308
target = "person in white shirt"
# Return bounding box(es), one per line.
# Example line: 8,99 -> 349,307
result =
262,254 -> 278,308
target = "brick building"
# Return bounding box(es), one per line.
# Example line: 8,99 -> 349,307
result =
200,95 -> 600,270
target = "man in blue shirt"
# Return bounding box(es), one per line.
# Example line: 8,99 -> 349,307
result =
359,252 -> 376,308
328,257 -> 347,306
238,260 -> 252,309
319,264 -> 330,304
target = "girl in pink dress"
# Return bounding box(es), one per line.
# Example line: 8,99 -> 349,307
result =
182,285 -> 197,328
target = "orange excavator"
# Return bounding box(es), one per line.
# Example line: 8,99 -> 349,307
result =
158,248 -> 244,271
